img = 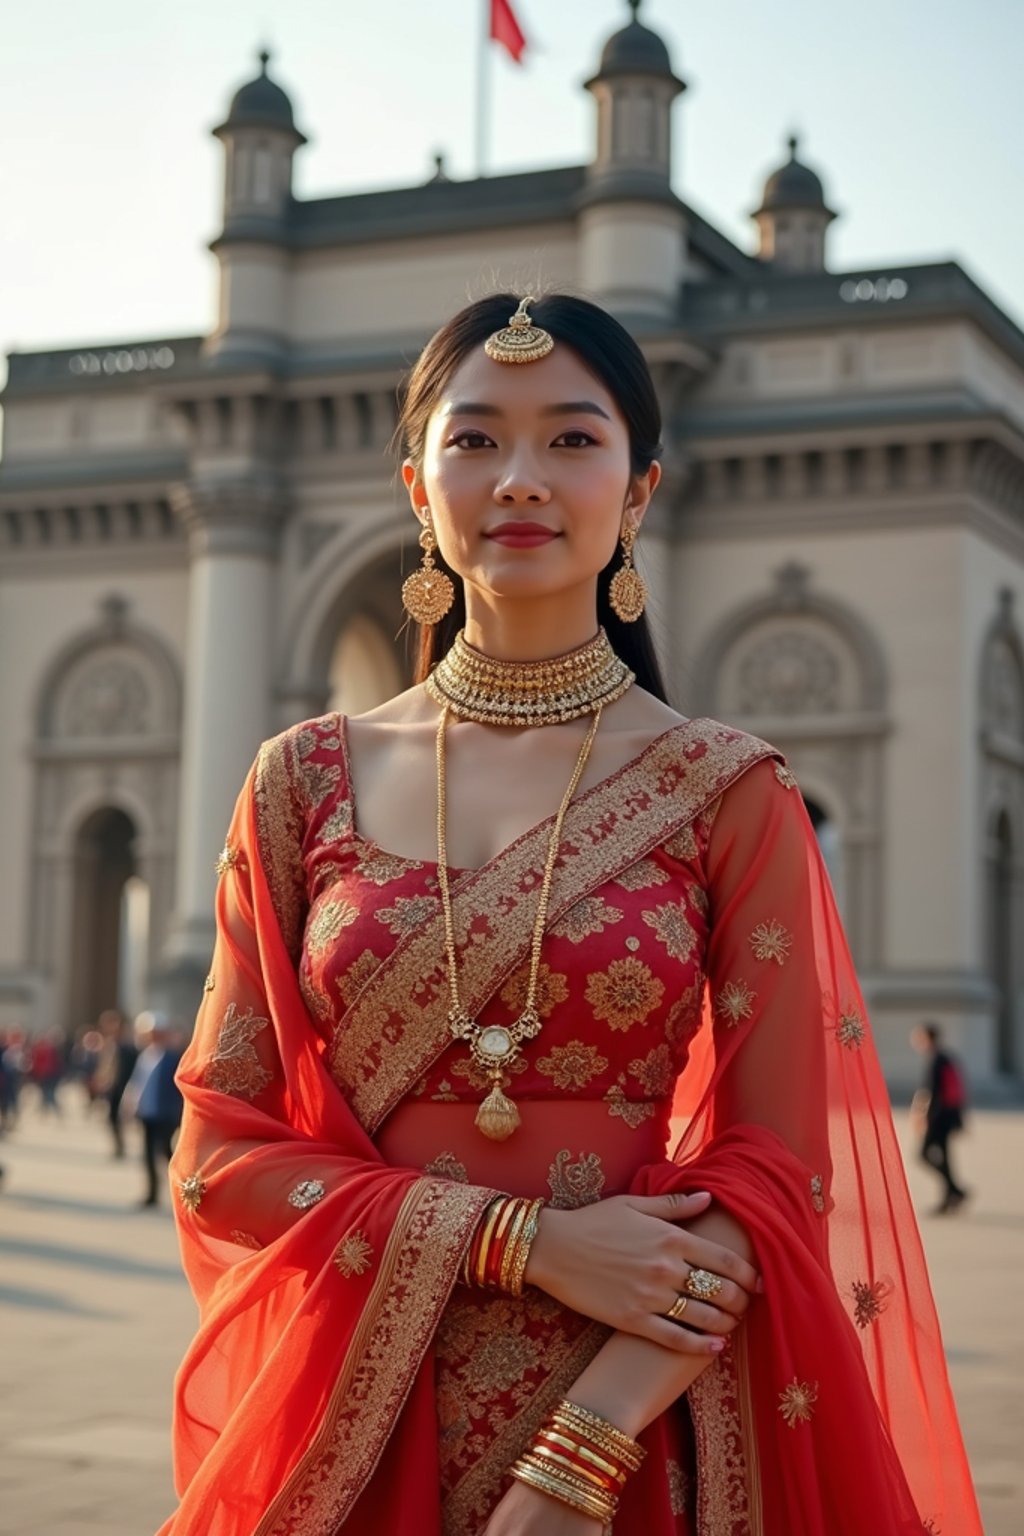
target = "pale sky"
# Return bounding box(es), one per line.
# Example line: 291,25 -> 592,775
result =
2,0 -> 1022,384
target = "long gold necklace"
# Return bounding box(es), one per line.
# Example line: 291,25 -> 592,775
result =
435,703 -> 602,1140
427,628 -> 633,727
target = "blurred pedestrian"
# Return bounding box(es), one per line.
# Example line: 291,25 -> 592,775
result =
30,1027 -> 66,1115
132,1017 -> 185,1207
911,1021 -> 970,1214
95,1009 -> 139,1158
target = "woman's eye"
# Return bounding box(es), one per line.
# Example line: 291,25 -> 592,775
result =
449,430 -> 494,449
554,430 -> 597,447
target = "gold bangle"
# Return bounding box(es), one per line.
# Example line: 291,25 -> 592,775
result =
511,1458 -> 616,1522
473,1197 -> 508,1289
498,1201 -> 530,1292
527,1442 -> 612,1489
485,1197 -> 521,1286
536,1428 -> 627,1484
553,1400 -> 645,1464
505,1197 -> 544,1297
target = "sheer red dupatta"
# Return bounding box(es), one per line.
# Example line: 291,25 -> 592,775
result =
638,761 -> 981,1536
158,759 -> 495,1536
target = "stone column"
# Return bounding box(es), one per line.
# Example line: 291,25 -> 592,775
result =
159,479 -> 283,1015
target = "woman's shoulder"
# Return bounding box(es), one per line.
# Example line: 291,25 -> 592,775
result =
253,712 -> 348,814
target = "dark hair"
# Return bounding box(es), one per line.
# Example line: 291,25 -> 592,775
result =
923,1022 -> 942,1046
393,291 -> 669,701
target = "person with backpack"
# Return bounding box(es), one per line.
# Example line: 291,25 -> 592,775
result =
912,1021 -> 969,1213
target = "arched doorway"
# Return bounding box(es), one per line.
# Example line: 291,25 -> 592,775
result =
68,808 -> 145,1032
989,810 -> 1016,1076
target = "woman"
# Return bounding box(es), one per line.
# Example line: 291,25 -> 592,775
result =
161,293 -> 981,1536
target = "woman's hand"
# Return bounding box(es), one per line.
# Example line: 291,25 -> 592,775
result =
482,1479 -> 603,1535
524,1190 -> 761,1354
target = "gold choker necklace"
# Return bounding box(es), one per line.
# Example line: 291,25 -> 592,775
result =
426,629 -> 634,727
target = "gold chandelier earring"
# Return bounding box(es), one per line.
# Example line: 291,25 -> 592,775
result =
608,520 -> 647,623
402,512 -> 455,625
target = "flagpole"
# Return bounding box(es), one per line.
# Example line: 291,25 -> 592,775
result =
475,0 -> 489,177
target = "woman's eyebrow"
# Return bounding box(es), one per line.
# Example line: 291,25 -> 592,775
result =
443,400 -> 611,421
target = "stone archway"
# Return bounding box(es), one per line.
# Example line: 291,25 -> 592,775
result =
277,512 -> 416,726
693,562 -> 889,966
66,807 -> 140,1031
32,595 -> 182,1035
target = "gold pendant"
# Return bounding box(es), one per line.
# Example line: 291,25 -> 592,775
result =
476,1078 -> 521,1141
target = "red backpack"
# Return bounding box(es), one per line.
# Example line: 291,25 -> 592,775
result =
938,1057 -> 966,1111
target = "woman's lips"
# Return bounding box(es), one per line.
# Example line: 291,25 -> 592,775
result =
485,522 -> 559,548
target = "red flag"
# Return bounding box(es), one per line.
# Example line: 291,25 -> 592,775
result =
490,0 -> 526,62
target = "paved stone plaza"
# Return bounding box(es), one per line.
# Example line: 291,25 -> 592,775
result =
0,1094 -> 1019,1535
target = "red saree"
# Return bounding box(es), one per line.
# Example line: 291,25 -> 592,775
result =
161,713 -> 981,1536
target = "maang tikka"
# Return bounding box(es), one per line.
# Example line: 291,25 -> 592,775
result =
402,513 -> 455,625
608,519 -> 647,623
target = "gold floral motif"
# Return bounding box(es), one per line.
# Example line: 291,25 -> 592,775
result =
430,1078 -> 460,1103
715,979 -> 757,1026
288,1179 -> 326,1210
663,825 -> 698,862
334,949 -> 383,1009
230,1229 -> 262,1250
666,1457 -> 691,1514
665,977 -> 705,1047
203,973 -> 215,994
687,1342 -> 755,1534
535,1040 -> 609,1090
423,1152 -> 469,1182
604,1083 -> 656,1127
306,898 -> 360,958
628,1042 -> 675,1097
547,1149 -> 606,1209
334,1230 -> 374,1277
809,1173 -> 826,1214
375,894 -> 439,938
215,841 -> 240,877
775,762 -> 799,789
329,720 -> 778,1135
749,919 -> 793,965
624,935 -> 640,952
500,961 -> 569,1019
318,798 -> 354,845
835,1008 -> 866,1049
851,1277 -> 890,1328
355,848 -> 423,885
641,900 -> 697,962
178,1172 -> 206,1212
551,895 -> 624,944
614,858 -> 671,892
202,1002 -> 273,1099
778,1377 -> 818,1427
584,956 -> 665,1032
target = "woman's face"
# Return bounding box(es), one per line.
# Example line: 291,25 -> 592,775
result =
402,343 -> 659,604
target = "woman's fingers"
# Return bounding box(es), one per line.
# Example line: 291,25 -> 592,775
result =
629,1191 -> 712,1222
677,1232 -> 761,1296
642,1315 -> 730,1356
674,1271 -> 750,1321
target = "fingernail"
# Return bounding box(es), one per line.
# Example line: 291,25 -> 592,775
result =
709,1338 -> 726,1353
692,1191 -> 711,1200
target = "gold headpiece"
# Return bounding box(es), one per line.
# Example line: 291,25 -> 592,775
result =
484,295 -> 554,365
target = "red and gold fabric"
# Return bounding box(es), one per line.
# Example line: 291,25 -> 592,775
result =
160,713 -> 982,1536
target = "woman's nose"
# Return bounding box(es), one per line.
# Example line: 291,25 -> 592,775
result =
494,468 -> 550,504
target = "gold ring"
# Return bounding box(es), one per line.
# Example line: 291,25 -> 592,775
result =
684,1267 -> 724,1302
664,1294 -> 689,1323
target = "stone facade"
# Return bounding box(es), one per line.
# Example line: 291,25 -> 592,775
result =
2,10 -> 1023,1092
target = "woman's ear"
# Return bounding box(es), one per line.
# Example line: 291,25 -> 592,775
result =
401,459 -> 426,521
624,461 -> 662,528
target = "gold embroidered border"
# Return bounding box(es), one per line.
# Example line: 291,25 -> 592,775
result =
440,1318 -> 609,1535
687,1343 -> 755,1536
255,1176 -> 494,1536
330,719 -> 779,1133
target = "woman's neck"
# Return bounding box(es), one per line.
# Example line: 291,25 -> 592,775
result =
462,588 -> 600,663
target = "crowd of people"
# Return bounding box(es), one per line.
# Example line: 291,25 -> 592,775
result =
0,1010 -> 186,1206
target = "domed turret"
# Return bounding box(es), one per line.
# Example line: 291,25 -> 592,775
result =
579,1 -> 687,320
751,135 -> 837,273
207,51 -> 309,364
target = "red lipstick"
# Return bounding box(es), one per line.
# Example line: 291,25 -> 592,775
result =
485,521 -> 559,548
